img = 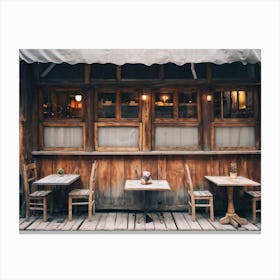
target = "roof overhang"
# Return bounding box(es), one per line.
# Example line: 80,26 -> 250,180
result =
19,49 -> 261,65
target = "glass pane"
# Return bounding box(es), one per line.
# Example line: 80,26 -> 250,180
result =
42,90 -> 83,119
98,127 -> 139,147
121,92 -> 139,118
155,92 -> 174,118
98,92 -> 116,118
214,90 -> 255,119
223,91 -> 232,118
155,127 -> 198,147
178,92 -> 197,118
215,127 -> 255,147
44,127 -> 83,148
214,92 -> 222,118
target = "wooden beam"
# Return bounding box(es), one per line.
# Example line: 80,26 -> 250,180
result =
84,64 -> 91,84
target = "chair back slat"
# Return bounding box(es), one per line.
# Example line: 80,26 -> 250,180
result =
184,164 -> 194,193
89,161 -> 98,193
22,162 -> 38,195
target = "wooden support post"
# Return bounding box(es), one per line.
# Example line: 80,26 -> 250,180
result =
201,92 -> 213,150
116,66 -> 121,81
84,64 -> 91,84
142,90 -> 152,151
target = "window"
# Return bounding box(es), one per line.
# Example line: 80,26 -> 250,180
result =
154,124 -> 199,150
40,123 -> 85,150
152,89 -> 201,150
214,90 -> 254,119
211,88 -> 259,150
178,91 -> 197,118
120,92 -> 139,119
96,89 -> 140,121
41,88 -> 84,119
98,91 -> 116,119
155,91 -> 174,118
154,89 -> 199,121
94,123 -> 142,151
211,124 -> 258,150
215,126 -> 255,147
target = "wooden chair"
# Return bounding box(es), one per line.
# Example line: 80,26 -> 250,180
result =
22,163 -> 53,222
185,164 -> 214,222
68,161 -> 98,221
244,190 -> 261,224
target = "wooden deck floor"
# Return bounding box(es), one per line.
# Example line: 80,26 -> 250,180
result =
19,211 -> 261,232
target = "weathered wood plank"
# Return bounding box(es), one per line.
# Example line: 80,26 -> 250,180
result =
110,158 -> 125,207
79,213 -> 102,231
25,218 -> 45,230
70,215 -> 85,230
19,216 -> 37,230
19,211 -> 261,232
95,212 -> 108,230
127,213 -> 136,230
104,212 -> 117,230
151,213 -> 166,231
172,212 -> 191,230
196,213 -> 215,230
241,222 -> 260,231
162,212 -> 177,230
182,213 -> 202,230
115,212 -> 128,230
205,215 -> 236,231
41,215 -> 66,231
97,159 -> 112,208
135,213 -> 145,231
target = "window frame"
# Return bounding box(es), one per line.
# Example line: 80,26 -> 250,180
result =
152,88 -> 201,123
94,88 -> 141,122
213,87 -> 259,122
94,122 -> 143,151
210,122 -> 260,151
39,122 -> 86,151
152,123 -> 201,151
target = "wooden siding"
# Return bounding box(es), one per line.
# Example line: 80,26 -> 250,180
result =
34,154 -> 260,211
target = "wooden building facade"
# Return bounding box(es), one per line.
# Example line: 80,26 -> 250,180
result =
20,50 -> 261,212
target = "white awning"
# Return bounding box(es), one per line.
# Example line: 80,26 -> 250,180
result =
19,49 -> 261,65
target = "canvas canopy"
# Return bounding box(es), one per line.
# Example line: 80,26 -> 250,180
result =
19,49 -> 261,65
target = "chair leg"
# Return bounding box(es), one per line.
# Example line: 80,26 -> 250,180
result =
252,198 -> 257,225
88,201 -> 92,222
210,197 -> 214,222
43,197 -> 47,222
68,196 -> 72,221
92,201 -> 95,215
191,203 -> 196,222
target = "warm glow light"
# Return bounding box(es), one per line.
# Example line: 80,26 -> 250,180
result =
75,95 -> 82,102
161,95 -> 169,102
231,91 -> 238,110
207,95 -> 212,102
238,91 -> 246,109
142,94 -> 147,101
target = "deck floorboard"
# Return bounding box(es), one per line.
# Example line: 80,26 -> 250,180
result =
19,211 -> 261,232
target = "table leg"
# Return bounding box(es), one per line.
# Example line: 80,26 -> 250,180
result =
137,191 -> 153,223
220,186 -> 248,228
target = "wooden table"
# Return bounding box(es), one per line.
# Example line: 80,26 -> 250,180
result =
124,180 -> 171,223
32,174 -> 81,213
204,176 -> 261,228
32,174 -> 80,186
